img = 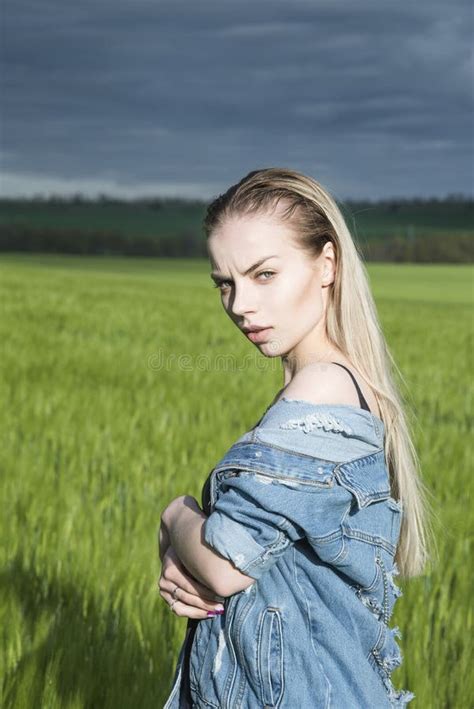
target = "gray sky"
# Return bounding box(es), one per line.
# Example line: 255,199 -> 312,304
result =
1,0 -> 473,200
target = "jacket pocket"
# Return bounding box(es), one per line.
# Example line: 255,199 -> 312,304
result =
257,607 -> 285,707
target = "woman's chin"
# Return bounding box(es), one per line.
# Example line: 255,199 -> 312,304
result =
255,338 -> 282,357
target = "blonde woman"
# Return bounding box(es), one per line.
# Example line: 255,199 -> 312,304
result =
159,168 -> 433,708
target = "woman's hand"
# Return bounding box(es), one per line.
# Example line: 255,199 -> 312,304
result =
158,543 -> 226,619
158,506 -> 226,619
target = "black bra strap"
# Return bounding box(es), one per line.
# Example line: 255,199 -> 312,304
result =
331,362 -> 371,412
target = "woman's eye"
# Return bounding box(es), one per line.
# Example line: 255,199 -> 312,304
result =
212,281 -> 231,290
257,270 -> 275,281
212,271 -> 275,291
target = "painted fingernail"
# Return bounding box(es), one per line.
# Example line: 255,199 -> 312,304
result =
214,604 -> 225,611
207,609 -> 224,617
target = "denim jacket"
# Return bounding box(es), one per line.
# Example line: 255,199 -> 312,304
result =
163,398 -> 415,708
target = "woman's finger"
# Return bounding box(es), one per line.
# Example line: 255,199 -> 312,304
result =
160,588 -> 225,620
159,576 -> 226,613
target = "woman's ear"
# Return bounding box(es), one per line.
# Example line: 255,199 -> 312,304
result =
321,241 -> 336,287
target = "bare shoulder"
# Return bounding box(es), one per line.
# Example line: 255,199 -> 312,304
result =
282,362 -> 379,414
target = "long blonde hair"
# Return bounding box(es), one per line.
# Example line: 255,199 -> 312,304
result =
203,167 -> 436,579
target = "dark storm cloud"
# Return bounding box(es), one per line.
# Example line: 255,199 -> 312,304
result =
1,0 -> 473,198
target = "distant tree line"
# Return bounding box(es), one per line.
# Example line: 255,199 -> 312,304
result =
0,195 -> 472,262
1,193 -> 472,206
0,224 -> 208,258
362,232 -> 473,263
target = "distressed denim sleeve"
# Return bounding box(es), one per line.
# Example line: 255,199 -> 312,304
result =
202,471 -> 353,581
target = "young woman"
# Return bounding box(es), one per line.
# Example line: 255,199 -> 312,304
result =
159,168 -> 433,708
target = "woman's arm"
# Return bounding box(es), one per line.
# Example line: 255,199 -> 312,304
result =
162,495 -> 255,597
158,518 -> 171,562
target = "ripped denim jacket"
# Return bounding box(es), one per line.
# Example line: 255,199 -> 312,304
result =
163,398 -> 415,709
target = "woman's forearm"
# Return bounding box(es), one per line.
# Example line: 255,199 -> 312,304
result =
163,496 -> 244,596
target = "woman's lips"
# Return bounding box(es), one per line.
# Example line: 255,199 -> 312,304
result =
246,327 -> 272,343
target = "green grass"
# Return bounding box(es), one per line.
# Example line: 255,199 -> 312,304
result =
0,254 -> 472,708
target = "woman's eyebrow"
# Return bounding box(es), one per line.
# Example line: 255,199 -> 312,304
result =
210,255 -> 279,281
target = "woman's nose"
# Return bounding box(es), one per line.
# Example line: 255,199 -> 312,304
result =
230,291 -> 256,318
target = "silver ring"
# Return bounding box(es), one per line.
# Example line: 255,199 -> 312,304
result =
170,598 -> 178,611
172,585 -> 180,600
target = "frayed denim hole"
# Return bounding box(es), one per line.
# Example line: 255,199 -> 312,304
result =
212,628 -> 227,676
279,411 -> 353,436
380,674 -> 416,707
371,624 -> 415,706
386,561 -> 404,601
359,592 -> 384,622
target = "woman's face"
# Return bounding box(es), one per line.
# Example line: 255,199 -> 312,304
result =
207,209 -> 336,362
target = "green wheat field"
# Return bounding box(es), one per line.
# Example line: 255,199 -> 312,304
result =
0,253 -> 472,708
